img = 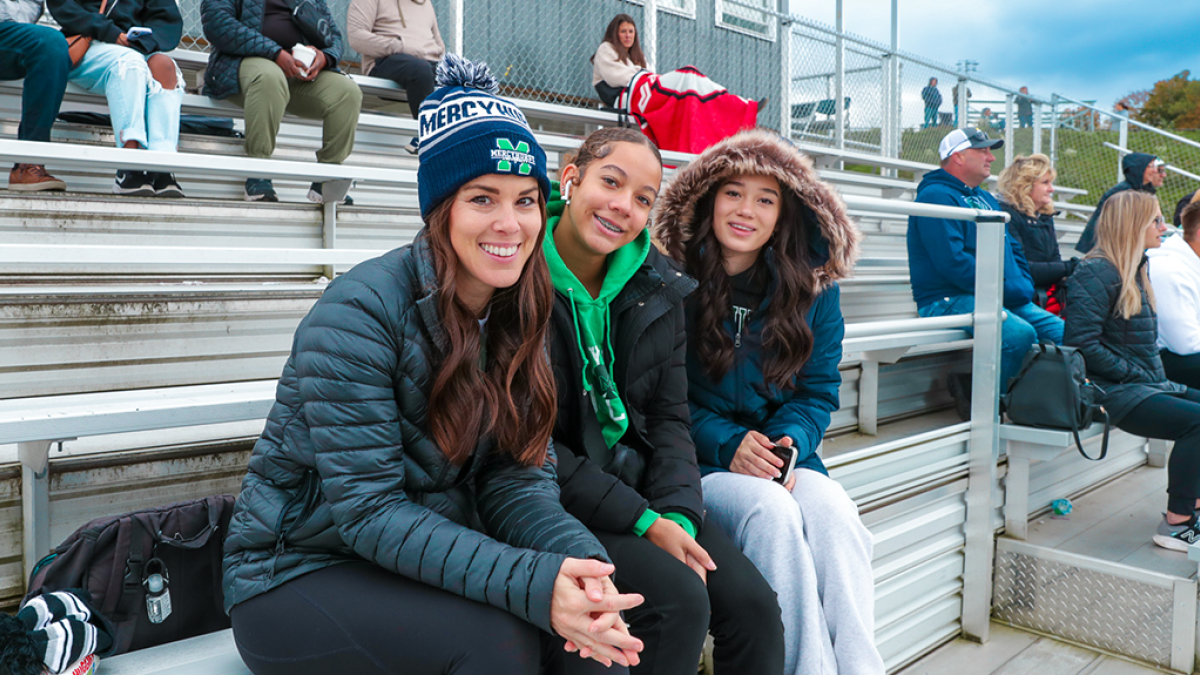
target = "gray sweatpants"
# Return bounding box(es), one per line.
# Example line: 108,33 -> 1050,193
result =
701,470 -> 884,675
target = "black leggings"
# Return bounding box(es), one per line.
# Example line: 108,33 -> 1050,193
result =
231,561 -> 612,675
1116,387 -> 1200,515
1162,350 -> 1200,389
369,53 -> 437,119
586,524 -> 785,675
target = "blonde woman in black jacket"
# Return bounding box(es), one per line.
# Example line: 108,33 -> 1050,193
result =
1063,190 -> 1200,551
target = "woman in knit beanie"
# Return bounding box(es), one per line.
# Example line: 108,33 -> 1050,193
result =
221,55 -> 643,675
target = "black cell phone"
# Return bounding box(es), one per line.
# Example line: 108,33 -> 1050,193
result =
768,443 -> 798,485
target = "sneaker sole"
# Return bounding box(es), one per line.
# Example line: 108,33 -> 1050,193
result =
114,186 -> 156,198
244,193 -> 279,202
1152,534 -> 1191,552
307,189 -> 324,204
154,188 -> 185,198
10,181 -> 66,192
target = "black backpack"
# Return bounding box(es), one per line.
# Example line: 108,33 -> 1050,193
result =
24,495 -> 235,656
1002,342 -> 1110,460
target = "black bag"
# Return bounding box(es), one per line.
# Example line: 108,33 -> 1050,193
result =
1002,341 -> 1110,460
286,0 -> 336,50
57,112 -> 244,138
24,495 -> 236,656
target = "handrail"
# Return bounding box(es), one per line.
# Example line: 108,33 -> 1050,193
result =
1102,141 -> 1200,182
1056,93 -> 1200,154
0,244 -> 386,266
841,195 -> 1010,223
844,315 -> 973,339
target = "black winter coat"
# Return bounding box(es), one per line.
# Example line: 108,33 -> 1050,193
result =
48,0 -> 180,55
1076,152 -> 1158,253
202,0 -> 345,100
222,235 -> 608,632
1001,202 -> 1076,298
549,248 -> 704,534
1063,256 -> 1185,423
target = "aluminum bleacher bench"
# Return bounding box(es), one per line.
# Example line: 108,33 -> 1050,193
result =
1000,423 -> 1169,540
101,628 -> 250,675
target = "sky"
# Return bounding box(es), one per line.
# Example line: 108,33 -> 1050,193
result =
787,0 -> 1200,112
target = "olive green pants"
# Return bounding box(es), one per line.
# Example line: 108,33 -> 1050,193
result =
232,56 -> 363,164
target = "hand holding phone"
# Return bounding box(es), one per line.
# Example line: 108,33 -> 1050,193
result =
127,26 -> 153,40
768,443 -> 798,486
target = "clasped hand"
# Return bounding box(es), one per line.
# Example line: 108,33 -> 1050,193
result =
551,558 -> 645,668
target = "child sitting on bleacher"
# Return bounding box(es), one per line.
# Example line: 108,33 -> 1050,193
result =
48,0 -> 186,197
202,0 -> 362,204
0,0 -> 69,192
221,56 -> 644,674
655,129 -> 885,675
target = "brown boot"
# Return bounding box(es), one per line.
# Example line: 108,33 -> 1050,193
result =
9,164 -> 66,192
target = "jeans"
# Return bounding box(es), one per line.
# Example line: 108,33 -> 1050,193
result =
918,296 -> 1064,387
922,106 -> 938,129
0,22 -> 69,142
368,53 -> 436,119
69,42 -> 181,151
1019,114 -> 1033,128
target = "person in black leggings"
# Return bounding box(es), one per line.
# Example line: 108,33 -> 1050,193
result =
222,56 -> 644,675
1064,190 -> 1200,551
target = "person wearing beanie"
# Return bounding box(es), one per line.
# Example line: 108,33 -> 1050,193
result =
222,55 -> 643,675
545,126 -> 785,675
654,129 -> 884,675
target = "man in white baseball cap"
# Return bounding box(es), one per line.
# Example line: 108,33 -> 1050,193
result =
907,127 -> 1063,420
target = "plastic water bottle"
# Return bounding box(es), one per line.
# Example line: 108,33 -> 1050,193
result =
1051,498 -> 1073,516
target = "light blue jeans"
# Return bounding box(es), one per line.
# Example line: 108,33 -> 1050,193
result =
68,42 -> 182,151
918,295 -> 1064,387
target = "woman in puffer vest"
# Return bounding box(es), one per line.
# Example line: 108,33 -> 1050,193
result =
222,56 -> 643,675
655,129 -> 885,675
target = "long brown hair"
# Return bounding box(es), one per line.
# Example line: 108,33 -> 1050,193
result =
424,194 -> 558,467
1087,190 -> 1158,319
685,183 -> 819,389
591,13 -> 647,68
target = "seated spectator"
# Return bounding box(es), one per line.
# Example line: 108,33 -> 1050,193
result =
978,107 -> 1003,132
1063,190 -> 1200,552
347,0 -> 443,154
223,55 -> 645,674
921,77 -> 941,129
1076,152 -> 1164,253
907,128 -> 1062,420
1016,86 -> 1033,128
591,13 -> 646,108
48,0 -> 185,197
0,0 -> 69,191
1149,201 -> 1200,388
655,129 -> 885,675
998,154 -> 1078,314
1172,188 -> 1198,227
202,0 -> 363,203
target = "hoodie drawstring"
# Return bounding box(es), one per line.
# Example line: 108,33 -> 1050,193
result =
567,288 -> 594,406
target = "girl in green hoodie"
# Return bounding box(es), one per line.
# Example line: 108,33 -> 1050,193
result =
544,127 -> 785,675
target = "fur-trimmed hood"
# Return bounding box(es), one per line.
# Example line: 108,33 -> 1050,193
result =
652,129 -> 860,291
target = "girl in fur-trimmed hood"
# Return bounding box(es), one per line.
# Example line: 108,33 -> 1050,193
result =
655,129 -> 884,675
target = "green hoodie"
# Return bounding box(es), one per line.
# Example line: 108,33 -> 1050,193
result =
544,186 -> 649,450
544,185 -> 694,540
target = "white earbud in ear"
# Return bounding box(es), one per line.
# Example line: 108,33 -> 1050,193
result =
562,180 -> 572,204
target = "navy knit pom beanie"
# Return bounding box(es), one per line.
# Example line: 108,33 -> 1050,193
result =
416,54 -> 550,218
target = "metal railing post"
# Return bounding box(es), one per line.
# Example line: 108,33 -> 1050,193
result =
1004,94 -> 1015,168
1033,102 -> 1043,155
1118,114 -> 1130,184
644,0 -> 658,72
450,0 -> 464,56
880,54 -> 893,161
957,77 -> 969,129
961,211 -> 1006,642
780,18 -> 792,140
834,0 -> 845,152
1049,95 -> 1059,168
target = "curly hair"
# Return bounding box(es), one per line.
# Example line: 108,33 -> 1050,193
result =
997,153 -> 1056,216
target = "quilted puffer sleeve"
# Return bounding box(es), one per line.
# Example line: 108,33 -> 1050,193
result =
295,269 -> 568,632
201,0 -> 283,59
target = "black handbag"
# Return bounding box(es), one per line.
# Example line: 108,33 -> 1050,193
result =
1002,341 -> 1111,460
285,0 -> 335,50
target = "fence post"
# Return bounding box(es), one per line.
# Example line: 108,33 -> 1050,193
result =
880,54 -> 892,160
834,0 -> 845,152
1049,95 -> 1058,168
961,211 -> 1005,643
644,0 -> 658,72
1118,113 -> 1130,184
1033,102 -> 1043,155
956,77 -> 969,130
1004,93 -> 1014,168
450,0 -> 464,57
780,17 -> 792,140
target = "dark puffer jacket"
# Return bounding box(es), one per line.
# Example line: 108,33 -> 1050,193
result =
549,246 -> 704,534
222,234 -> 608,632
202,0 -> 344,100
1063,256 -> 1185,423
47,0 -> 180,55
1001,202 -> 1077,299
1076,152 -> 1158,253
